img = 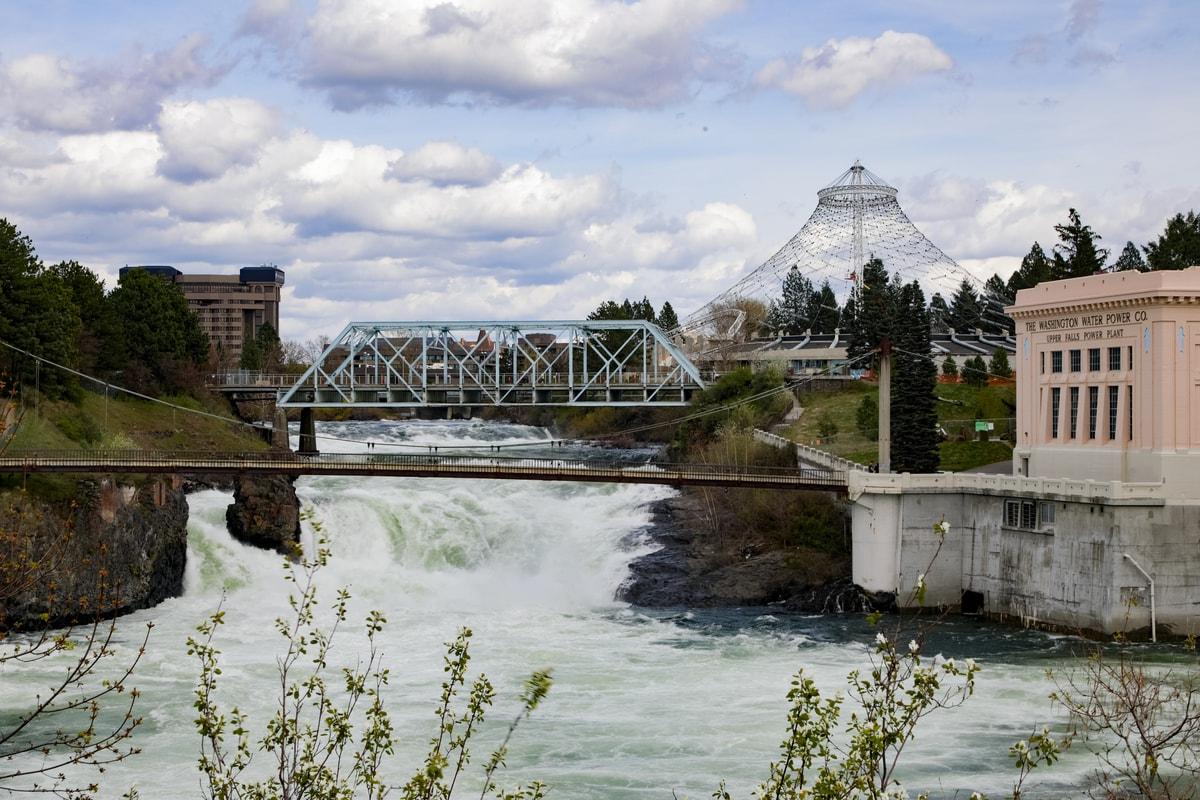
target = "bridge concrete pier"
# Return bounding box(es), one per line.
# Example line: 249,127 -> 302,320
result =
298,408 -> 317,455
272,407 -> 290,451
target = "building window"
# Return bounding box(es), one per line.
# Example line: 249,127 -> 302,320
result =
1088,348 -> 1101,371
1128,345 -> 1133,371
1070,349 -> 1081,372
1088,386 -> 1099,439
1128,385 -> 1134,441
1069,387 -> 1079,438
1040,351 -> 1045,374
1052,351 -> 1063,373
1109,346 -> 1121,371
1108,385 -> 1119,439
1051,387 -> 1061,438
1004,499 -> 1050,531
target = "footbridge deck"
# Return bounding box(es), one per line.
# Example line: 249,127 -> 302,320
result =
0,451 -> 847,492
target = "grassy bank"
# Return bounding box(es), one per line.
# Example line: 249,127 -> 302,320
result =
782,380 -> 1016,471
1,389 -> 267,501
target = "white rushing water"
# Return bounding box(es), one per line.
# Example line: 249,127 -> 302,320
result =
4,420 -> 1104,798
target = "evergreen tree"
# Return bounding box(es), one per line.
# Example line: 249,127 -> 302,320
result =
1111,240 -> 1147,272
239,337 -> 264,371
981,274 -> 1015,334
108,268 -> 210,393
656,301 -> 679,331
989,348 -> 1012,379
1144,211 -> 1200,271
254,322 -> 282,372
928,293 -> 950,333
0,219 -> 81,397
1007,242 -> 1054,294
941,356 -> 958,379
1053,208 -> 1109,278
764,300 -> 784,334
948,279 -> 982,332
49,260 -> 123,375
890,281 -> 939,473
779,266 -> 813,335
804,280 -> 839,334
846,258 -> 894,361
962,355 -> 988,387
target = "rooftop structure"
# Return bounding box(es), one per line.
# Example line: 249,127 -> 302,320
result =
694,161 -> 981,329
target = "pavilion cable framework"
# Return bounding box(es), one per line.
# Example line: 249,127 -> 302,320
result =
688,161 -> 995,340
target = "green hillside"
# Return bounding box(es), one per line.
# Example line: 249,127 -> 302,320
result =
782,380 -> 1016,472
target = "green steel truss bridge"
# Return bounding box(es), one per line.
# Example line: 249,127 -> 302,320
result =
0,451 -> 847,492
276,320 -> 704,409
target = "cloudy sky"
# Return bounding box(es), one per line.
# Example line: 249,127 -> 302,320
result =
2,0 -> 1197,339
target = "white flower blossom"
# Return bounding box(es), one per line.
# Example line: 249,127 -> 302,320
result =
908,639 -> 920,654
876,632 -> 888,646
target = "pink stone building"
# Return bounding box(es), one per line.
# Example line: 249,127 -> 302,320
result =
1008,267 -> 1200,495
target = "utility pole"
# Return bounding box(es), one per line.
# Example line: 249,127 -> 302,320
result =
878,339 -> 891,473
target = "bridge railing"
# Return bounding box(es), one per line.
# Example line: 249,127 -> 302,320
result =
206,372 -> 299,388
0,449 -> 845,486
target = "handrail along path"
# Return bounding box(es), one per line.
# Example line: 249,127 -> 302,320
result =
0,450 -> 848,492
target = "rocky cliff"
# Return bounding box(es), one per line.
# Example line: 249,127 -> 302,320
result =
0,477 -> 189,630
225,474 -> 301,556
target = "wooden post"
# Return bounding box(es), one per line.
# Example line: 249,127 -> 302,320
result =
878,340 -> 891,473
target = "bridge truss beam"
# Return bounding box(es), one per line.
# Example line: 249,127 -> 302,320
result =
278,320 -> 705,409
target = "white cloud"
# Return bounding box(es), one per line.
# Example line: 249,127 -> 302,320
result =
754,31 -> 952,108
0,113 -> 760,338
157,98 -> 281,182
901,173 -> 1075,274
0,35 -> 227,133
294,0 -> 742,109
385,141 -> 501,186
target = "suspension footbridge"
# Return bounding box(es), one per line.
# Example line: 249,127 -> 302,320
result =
0,451 -> 848,492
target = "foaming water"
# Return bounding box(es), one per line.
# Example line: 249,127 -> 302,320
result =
0,420 -> 1109,798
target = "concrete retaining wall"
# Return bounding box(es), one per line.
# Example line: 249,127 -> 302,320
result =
752,429 -> 869,473
852,480 -> 1198,636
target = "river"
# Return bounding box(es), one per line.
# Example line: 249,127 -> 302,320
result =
4,420 -> 1114,797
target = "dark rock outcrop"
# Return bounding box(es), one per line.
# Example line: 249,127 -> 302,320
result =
225,474 -> 301,555
0,477 -> 189,630
619,494 -> 878,612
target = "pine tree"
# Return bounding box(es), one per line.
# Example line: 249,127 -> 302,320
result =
1054,208 -> 1109,278
981,274 -> 1015,334
780,266 -> 813,335
989,348 -> 1012,379
846,258 -> 893,361
948,279 -> 982,332
804,280 -> 839,334
1111,241 -> 1147,272
1144,211 -> 1200,271
962,355 -> 988,387
0,219 -> 81,397
889,281 -> 939,473
656,301 -> 679,331
941,356 -> 958,379
108,268 -> 210,394
928,293 -> 950,333
1007,242 -> 1054,294
239,337 -> 264,371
